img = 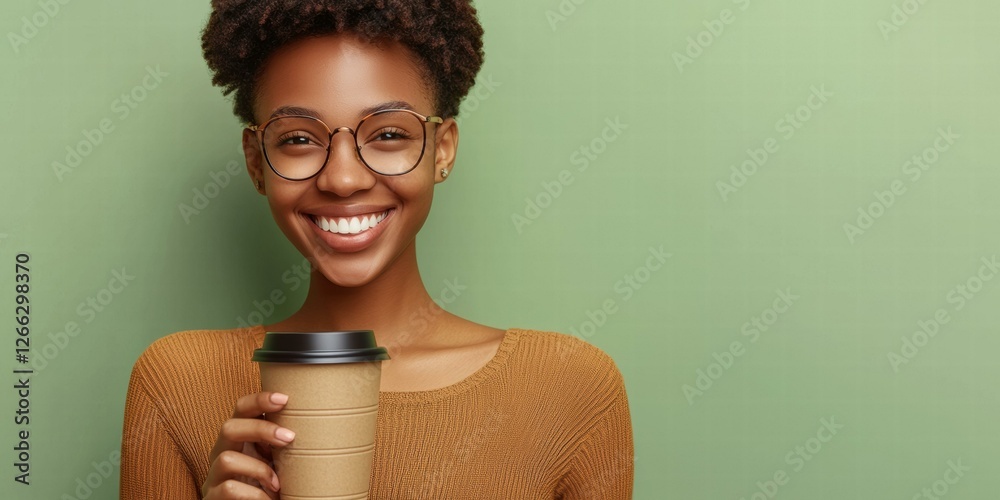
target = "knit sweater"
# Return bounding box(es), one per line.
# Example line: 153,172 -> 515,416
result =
120,325 -> 633,499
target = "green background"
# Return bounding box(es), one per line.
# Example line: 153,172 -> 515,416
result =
2,0 -> 998,498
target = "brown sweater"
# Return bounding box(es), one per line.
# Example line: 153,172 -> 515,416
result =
120,325 -> 633,499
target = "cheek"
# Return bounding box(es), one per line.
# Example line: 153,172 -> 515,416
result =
388,173 -> 435,205
264,185 -> 305,220
387,151 -> 437,199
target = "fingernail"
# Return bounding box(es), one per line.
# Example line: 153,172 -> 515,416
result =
271,474 -> 280,491
270,393 -> 289,405
276,428 -> 296,442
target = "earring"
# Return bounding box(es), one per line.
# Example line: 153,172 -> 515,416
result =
441,169 -> 450,179
255,178 -> 262,190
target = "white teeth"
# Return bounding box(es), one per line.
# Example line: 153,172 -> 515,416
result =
313,210 -> 390,235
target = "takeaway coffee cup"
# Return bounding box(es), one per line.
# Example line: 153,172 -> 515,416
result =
252,330 -> 390,500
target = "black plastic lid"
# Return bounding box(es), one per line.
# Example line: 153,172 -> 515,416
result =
252,330 -> 390,364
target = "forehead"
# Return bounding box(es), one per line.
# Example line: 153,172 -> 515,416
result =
253,34 -> 433,123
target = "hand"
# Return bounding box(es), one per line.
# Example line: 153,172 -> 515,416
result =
202,392 -> 296,499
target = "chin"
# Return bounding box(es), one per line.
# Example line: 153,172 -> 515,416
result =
313,259 -> 384,288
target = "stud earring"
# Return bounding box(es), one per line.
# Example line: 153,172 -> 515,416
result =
255,178 -> 262,190
441,169 -> 449,178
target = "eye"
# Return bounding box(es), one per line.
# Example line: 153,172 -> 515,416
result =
277,133 -> 321,147
372,128 -> 413,141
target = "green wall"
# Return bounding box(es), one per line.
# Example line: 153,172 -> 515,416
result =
2,0 -> 998,498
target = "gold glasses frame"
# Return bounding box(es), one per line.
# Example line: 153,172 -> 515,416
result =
248,108 -> 444,179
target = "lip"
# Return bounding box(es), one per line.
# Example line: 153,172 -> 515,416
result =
307,204 -> 395,218
306,208 -> 395,253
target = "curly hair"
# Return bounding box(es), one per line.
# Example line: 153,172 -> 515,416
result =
201,0 -> 485,124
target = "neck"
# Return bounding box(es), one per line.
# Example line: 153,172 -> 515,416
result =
271,241 -> 443,352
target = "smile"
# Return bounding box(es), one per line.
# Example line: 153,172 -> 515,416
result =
310,209 -> 392,235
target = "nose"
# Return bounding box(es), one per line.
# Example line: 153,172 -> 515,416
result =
314,127 -> 377,197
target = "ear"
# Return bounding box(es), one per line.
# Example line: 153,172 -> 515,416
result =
242,128 -> 266,195
433,117 -> 459,183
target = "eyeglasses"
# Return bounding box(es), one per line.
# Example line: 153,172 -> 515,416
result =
248,109 -> 443,179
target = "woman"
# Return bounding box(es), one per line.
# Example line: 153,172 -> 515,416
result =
121,1 -> 633,498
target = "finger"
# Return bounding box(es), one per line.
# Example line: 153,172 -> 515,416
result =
210,392 -> 292,459
204,478 -> 275,500
206,450 -> 281,495
264,481 -> 280,500
232,392 -> 289,419
253,441 -> 274,462
212,418 -> 296,459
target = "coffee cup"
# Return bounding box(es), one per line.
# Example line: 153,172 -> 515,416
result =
252,330 -> 389,499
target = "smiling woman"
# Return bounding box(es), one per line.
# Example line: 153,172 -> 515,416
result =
120,1 -> 633,499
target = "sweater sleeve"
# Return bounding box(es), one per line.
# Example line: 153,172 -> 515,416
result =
120,354 -> 200,500
558,387 -> 635,499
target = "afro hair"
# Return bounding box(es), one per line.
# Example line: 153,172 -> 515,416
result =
201,0 -> 486,124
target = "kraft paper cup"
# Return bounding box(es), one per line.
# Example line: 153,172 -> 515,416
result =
252,330 -> 389,500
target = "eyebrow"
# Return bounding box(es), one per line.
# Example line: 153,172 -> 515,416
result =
268,100 -> 418,121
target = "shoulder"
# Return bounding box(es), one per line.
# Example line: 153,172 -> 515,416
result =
127,326 -> 264,424
124,327 -> 264,477
129,326 -> 263,394
511,328 -> 623,377
506,328 -> 627,410
135,326 -> 262,369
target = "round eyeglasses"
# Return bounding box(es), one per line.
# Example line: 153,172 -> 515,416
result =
248,109 -> 444,179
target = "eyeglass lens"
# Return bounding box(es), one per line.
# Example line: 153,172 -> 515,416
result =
261,111 -> 427,178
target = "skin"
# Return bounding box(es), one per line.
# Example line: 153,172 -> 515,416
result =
202,34 -> 505,498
